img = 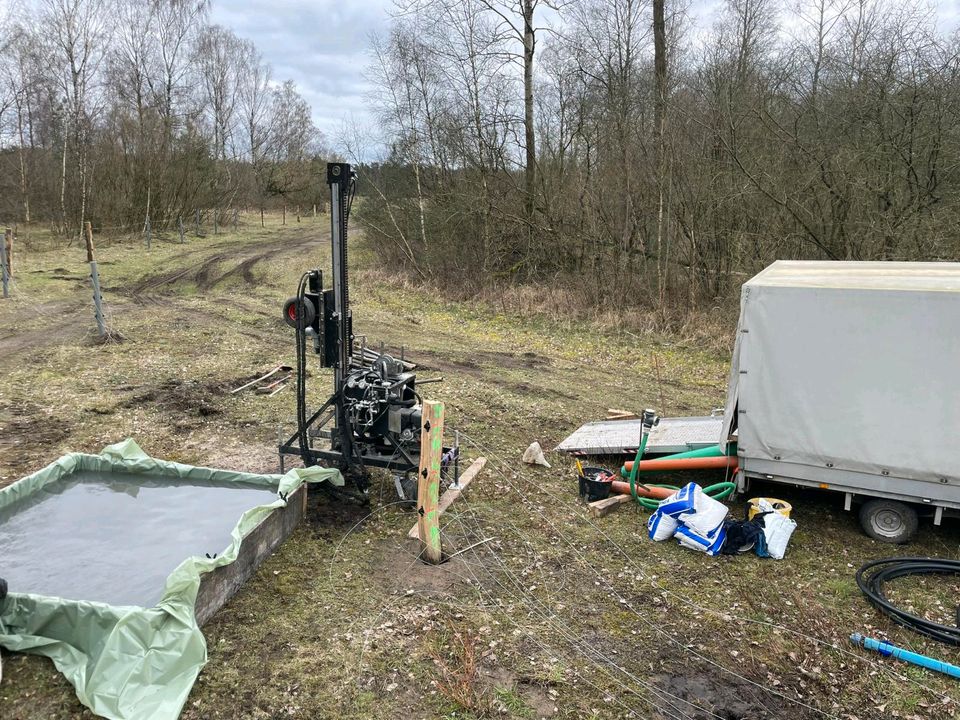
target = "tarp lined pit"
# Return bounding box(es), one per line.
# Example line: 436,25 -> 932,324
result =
1,471 -> 279,607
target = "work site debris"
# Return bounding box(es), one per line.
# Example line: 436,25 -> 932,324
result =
521,441 -> 551,468
646,483 -> 796,559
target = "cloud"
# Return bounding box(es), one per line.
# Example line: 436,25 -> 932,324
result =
211,0 -> 392,141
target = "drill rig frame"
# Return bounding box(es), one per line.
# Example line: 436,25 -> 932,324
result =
278,163 -> 451,493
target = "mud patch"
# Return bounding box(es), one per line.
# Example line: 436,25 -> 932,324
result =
120,378 -> 231,419
0,404 -> 73,486
650,672 -> 786,720
507,381 -> 574,400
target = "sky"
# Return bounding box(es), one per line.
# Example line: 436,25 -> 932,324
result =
212,0 -> 960,148
211,0 -> 394,147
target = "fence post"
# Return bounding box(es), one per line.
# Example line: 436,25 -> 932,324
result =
1,228 -> 10,299
213,210 -> 218,235
261,208 -> 264,228
282,205 -> 286,225
233,208 -> 238,230
178,215 -> 185,244
312,203 -> 317,218
85,222 -> 107,338
195,209 -> 201,236
144,215 -> 152,250
416,400 -> 445,564
4,227 -> 12,276
296,205 -> 301,223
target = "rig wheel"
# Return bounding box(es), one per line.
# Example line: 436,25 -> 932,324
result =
282,296 -> 316,328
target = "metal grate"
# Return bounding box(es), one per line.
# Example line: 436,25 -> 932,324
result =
556,415 -> 724,456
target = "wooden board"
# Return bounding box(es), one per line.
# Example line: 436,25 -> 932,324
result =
195,484 -> 307,626
587,493 -> 632,518
407,457 -> 487,539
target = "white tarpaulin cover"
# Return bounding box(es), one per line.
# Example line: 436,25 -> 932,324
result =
723,261 -> 960,485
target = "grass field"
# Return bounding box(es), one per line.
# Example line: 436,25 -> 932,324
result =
1,216 -> 958,719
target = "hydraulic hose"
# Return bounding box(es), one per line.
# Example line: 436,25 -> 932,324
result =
616,481 -> 736,510
856,557 -> 960,645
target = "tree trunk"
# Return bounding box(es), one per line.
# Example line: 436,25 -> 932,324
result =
653,0 -> 668,313
522,0 -> 536,219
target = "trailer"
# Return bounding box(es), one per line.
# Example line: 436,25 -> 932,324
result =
722,260 -> 960,543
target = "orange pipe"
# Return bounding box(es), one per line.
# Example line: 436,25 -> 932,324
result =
609,481 -> 676,499
621,456 -> 738,474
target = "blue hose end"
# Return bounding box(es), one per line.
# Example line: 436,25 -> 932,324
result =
850,633 -> 864,646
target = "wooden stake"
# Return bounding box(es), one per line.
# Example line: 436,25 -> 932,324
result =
416,400 -> 445,564
296,205 -> 301,223
0,229 -> 9,299
85,222 -> 106,337
84,221 -> 96,262
195,208 -> 201,236
261,208 -> 265,228
312,203 -> 317,218
282,205 -> 286,225
178,215 -> 185,244
408,457 -> 486,538
4,227 -> 12,276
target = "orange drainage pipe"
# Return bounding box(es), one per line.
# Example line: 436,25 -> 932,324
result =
621,456 -> 738,474
609,481 -> 675,500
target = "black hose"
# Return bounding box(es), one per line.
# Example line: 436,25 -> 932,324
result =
856,557 -> 960,645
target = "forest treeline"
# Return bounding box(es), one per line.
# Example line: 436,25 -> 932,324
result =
357,0 -> 960,311
0,0 -> 326,238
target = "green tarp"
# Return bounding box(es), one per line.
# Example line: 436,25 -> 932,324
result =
0,439 -> 342,720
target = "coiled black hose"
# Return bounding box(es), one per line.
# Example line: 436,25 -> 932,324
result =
856,557 -> 960,645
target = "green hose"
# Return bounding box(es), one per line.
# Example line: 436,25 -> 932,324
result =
632,480 -> 737,510
626,437 -> 736,509
627,431 -> 651,502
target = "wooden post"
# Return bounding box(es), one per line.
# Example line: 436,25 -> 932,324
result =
85,222 -> 106,337
312,203 -> 316,218
144,215 -> 151,249
233,208 -> 238,229
260,208 -> 265,228
178,215 -> 185,244
195,208 -> 201,236
296,205 -> 301,223
0,229 -> 9,299
282,205 -> 286,225
416,400 -> 445,564
4,227 -> 12,276
213,210 -> 218,235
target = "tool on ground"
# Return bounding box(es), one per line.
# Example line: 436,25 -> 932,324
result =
279,163 -> 456,494
856,557 -> 960,645
231,365 -> 292,394
850,633 -> 960,678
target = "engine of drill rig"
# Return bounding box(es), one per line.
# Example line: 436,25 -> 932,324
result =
341,354 -> 421,447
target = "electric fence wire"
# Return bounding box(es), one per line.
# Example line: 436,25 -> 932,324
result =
326,496 -> 706,719
437,497 -> 732,720
450,427 -> 843,719
339,488 -> 735,720
447,411 -> 956,708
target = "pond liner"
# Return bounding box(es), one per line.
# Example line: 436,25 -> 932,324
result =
0,439 -> 342,720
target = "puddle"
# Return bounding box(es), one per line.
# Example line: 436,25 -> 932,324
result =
0,470 -> 278,607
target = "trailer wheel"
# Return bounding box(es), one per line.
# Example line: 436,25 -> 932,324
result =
859,499 -> 918,544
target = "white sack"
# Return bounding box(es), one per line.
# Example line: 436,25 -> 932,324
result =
521,441 -> 551,468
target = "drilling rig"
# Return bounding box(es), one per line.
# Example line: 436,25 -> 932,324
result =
278,163 -> 452,498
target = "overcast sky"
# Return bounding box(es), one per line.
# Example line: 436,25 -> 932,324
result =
211,0 -> 393,146
212,0 -> 960,149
